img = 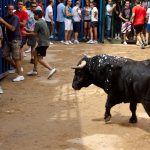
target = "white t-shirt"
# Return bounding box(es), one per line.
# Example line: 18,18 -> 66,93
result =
91,7 -> 98,22
106,4 -> 113,16
26,10 -> 36,31
45,5 -> 53,22
147,8 -> 150,24
72,6 -> 81,22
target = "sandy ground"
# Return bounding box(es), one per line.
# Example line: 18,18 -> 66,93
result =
0,43 -> 150,150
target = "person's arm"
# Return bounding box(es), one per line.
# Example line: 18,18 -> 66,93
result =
119,12 -> 128,22
130,7 -> 135,23
23,23 -> 38,36
20,11 -> 28,27
65,6 -> 73,17
0,17 -> 16,31
94,8 -> 98,19
106,4 -> 116,13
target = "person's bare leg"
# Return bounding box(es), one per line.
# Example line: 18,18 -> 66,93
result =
68,30 -> 72,41
90,27 -> 93,40
94,27 -> 97,41
37,56 -> 52,70
65,30 -> 68,42
84,22 -> 87,38
31,45 -> 36,60
14,59 -> 22,75
5,57 -> 16,68
33,50 -> 38,71
146,32 -> 149,45
87,22 -> 90,38
74,32 -> 78,41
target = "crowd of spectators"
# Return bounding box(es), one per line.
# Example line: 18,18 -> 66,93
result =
0,0 -> 150,88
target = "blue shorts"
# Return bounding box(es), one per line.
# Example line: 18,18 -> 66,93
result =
146,24 -> 150,32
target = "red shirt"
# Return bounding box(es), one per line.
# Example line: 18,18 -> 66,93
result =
14,10 -> 28,36
132,5 -> 146,26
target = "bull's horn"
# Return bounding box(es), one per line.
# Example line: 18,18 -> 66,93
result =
83,54 -> 92,58
71,60 -> 87,69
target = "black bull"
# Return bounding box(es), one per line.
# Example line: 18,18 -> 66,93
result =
72,54 -> 150,123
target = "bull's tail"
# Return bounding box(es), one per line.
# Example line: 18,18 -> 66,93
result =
141,100 -> 150,116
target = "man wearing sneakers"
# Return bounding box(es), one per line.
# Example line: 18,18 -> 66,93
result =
87,2 -> 98,44
131,0 -> 146,49
0,4 -> 24,82
24,10 -> 56,79
64,0 -> 73,45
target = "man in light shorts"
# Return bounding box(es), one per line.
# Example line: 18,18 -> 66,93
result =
64,0 -> 73,45
0,4 -> 24,82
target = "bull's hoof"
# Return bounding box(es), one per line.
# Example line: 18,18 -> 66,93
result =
104,114 -> 111,122
129,116 -> 138,123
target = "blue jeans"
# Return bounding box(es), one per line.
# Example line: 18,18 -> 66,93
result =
106,15 -> 112,38
57,21 -> 65,41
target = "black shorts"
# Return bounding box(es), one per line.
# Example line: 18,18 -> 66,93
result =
27,37 -> 36,47
134,24 -> 144,34
73,22 -> 80,33
20,36 -> 27,48
36,46 -> 49,57
90,21 -> 98,28
84,20 -> 90,23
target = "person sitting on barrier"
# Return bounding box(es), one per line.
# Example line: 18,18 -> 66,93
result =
0,4 -> 24,82
119,0 -> 132,45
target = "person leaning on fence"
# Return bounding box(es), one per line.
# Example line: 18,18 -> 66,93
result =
24,10 -> 56,79
64,0 -> 73,45
119,0 -> 132,45
87,2 -> 98,44
72,1 -> 82,44
0,4 -> 24,82
130,0 -> 146,49
105,0 -> 116,40
56,0 -> 65,43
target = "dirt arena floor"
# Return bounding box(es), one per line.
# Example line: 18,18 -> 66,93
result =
0,43 -> 150,150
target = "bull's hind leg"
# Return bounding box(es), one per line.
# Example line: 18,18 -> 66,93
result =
129,103 -> 137,123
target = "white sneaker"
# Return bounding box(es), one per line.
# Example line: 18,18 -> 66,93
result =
13,75 -> 24,82
25,47 -> 31,53
93,40 -> 98,44
74,40 -> 79,44
68,40 -> 73,44
27,70 -> 38,76
0,86 -> 4,94
65,41 -> 69,45
115,36 -> 118,40
49,42 -> 53,45
123,41 -> 127,45
60,40 -> 65,43
117,36 -> 121,40
8,69 -> 16,74
87,39 -> 93,44
48,68 -> 56,79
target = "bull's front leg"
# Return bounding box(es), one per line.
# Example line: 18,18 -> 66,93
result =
129,103 -> 137,123
104,95 -> 117,122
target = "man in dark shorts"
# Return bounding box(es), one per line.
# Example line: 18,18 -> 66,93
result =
0,4 -> 24,82
24,10 -> 56,79
131,0 -> 146,49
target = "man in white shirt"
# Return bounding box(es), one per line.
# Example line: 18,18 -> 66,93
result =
87,2 -> 98,44
45,0 -> 54,38
72,1 -> 81,44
